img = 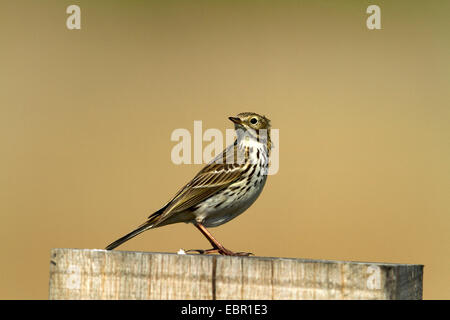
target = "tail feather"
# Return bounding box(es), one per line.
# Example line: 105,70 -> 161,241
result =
105,223 -> 153,250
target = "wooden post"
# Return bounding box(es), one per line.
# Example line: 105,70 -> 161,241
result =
49,248 -> 423,300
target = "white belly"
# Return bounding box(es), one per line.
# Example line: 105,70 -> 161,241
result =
195,166 -> 268,228
189,138 -> 270,227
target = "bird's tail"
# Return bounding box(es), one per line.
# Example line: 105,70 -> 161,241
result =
105,223 -> 153,250
105,206 -> 167,250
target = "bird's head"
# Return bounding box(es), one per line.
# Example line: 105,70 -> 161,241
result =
228,112 -> 271,131
229,112 -> 272,148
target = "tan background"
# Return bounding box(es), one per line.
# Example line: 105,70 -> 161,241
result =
1,0 -> 449,299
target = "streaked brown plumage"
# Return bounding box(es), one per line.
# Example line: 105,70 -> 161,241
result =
106,112 -> 271,255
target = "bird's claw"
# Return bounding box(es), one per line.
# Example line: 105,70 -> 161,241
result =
184,248 -> 253,256
185,248 -> 219,255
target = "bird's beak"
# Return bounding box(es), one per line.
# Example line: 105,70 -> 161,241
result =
228,117 -> 242,124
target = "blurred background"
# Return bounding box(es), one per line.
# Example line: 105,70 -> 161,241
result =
0,0 -> 449,299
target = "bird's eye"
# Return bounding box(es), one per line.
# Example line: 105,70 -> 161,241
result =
250,118 -> 258,124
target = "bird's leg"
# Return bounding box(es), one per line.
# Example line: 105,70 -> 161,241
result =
190,223 -> 252,256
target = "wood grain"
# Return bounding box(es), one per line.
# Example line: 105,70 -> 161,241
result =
49,248 -> 423,300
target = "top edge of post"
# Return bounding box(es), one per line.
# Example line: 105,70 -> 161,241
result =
50,248 -> 424,268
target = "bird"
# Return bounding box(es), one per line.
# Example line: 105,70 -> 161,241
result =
105,112 -> 272,256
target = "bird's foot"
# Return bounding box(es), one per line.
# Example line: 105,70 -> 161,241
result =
221,249 -> 253,256
185,248 -> 220,255
185,247 -> 253,256
216,245 -> 253,256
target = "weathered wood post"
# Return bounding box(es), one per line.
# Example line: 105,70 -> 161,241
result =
49,248 -> 423,299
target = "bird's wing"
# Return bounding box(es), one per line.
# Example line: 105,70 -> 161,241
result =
151,143 -> 250,226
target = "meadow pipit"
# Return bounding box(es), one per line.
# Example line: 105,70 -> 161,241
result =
106,112 -> 271,256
